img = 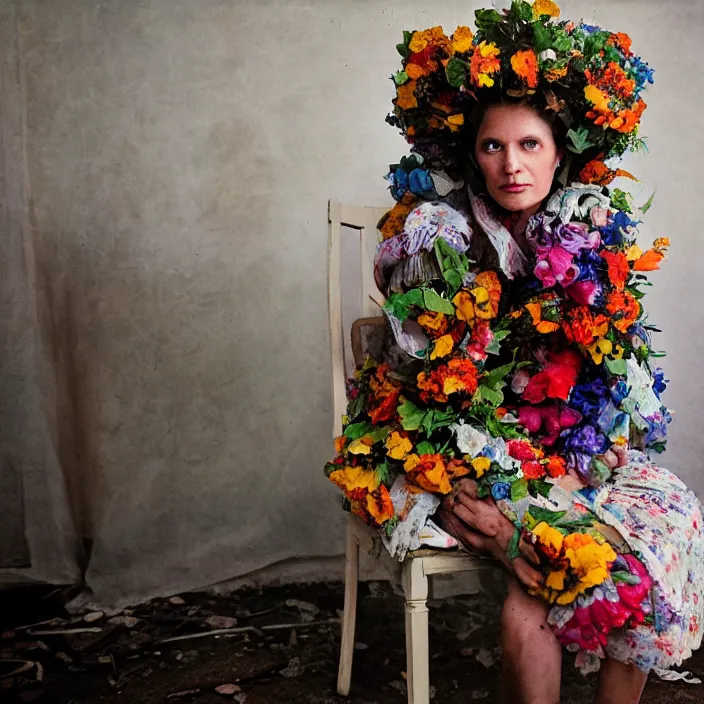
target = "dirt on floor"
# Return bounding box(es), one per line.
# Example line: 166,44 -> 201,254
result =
0,579 -> 702,704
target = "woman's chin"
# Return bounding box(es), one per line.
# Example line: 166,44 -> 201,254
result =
491,189 -> 543,213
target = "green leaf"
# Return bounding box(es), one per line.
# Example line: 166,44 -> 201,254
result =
398,398 -> 424,431
511,0 -> 534,22
611,189 -> 633,214
473,384 -> 504,407
474,8 -> 503,32
605,357 -> 627,376
484,329 -> 510,356
510,478 -> 529,502
483,362 -> 516,390
376,461 -> 393,485
384,515 -> 400,537
527,506 -> 566,525
366,425 -> 392,443
639,190 -> 656,214
443,269 -> 463,291
424,288 -> 455,315
553,33 -> 572,52
406,288 -> 425,306
344,421 -> 371,440
416,440 -> 435,455
445,58 -> 468,88
506,527 -> 522,560
611,570 -> 642,585
532,21 -> 552,52
566,127 -> 594,155
393,70 -> 409,86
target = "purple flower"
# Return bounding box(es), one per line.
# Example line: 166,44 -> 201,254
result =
569,379 -> 609,419
553,222 -> 601,255
563,424 -> 608,455
534,245 -> 579,288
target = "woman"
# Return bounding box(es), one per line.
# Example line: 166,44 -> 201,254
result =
325,3 -> 703,702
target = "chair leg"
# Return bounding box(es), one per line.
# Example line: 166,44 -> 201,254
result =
337,518 -> 360,696
402,558 -> 430,704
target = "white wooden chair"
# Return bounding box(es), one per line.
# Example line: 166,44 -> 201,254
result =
327,200 -> 490,704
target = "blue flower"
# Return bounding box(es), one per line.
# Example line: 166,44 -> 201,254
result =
387,168 -> 409,201
600,211 -> 639,247
574,249 -> 605,283
611,380 -> 630,404
569,379 -> 609,419
491,482 -> 511,501
652,368 -> 668,398
630,56 -> 655,96
579,23 -> 600,35
408,168 -> 436,198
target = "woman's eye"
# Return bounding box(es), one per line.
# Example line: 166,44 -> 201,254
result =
522,140 -> 539,150
483,140 -> 502,153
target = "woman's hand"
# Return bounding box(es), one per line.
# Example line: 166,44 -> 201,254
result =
437,478 -> 544,590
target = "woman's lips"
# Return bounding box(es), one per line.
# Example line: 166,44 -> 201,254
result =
500,184 -> 531,193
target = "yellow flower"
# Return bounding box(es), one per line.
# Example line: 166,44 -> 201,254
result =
418,311 -> 447,333
452,290 -> 475,322
446,113 -> 465,131
328,466 -> 379,493
451,25 -> 473,53
545,569 -> 567,591
477,73 -> 495,88
409,30 -> 430,53
533,0 -> 560,18
584,84 -> 611,112
587,337 -> 612,365
478,41 -> 500,59
532,521 -> 564,554
471,456 -> 491,478
625,244 -> 643,261
403,453 -> 420,472
348,438 -> 373,455
386,431 -> 413,460
612,344 -> 624,360
654,237 -> 670,248
430,334 -> 454,360
396,80 -> 418,110
443,376 -> 464,395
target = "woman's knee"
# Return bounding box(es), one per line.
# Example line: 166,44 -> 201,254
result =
500,580 -> 550,641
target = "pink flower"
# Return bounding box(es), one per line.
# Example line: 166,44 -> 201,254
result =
465,320 -> 493,363
565,280 -> 602,306
518,404 -> 582,445
590,205 -> 609,228
522,349 -> 582,404
534,245 -> 579,288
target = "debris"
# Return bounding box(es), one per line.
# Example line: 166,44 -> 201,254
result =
354,642 -> 368,650
106,615 -> 141,628
169,596 -> 186,605
26,627 -> 102,636
279,657 -> 304,678
205,615 -> 238,629
260,619 -> 338,631
389,680 -> 407,696
475,648 -> 497,669
1,631 -> 15,640
284,599 -> 319,615
215,683 -> 242,695
159,626 -> 259,644
430,685 -> 437,699
234,695 -> 247,704
83,612 -> 104,623
471,689 -> 490,699
289,629 -> 298,647
167,690 -> 201,700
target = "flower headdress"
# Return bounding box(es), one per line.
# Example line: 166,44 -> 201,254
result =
386,0 -> 654,187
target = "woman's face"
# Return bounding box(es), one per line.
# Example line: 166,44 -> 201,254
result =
474,103 -> 562,214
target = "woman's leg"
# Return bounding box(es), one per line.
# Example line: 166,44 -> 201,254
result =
500,578 -> 562,704
594,657 -> 648,704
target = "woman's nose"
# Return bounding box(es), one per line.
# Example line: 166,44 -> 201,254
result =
503,146 -> 521,174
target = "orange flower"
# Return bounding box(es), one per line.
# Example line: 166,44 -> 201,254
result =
334,435 -> 347,454
418,311 -> 449,337
451,25 -> 473,54
607,32 -> 633,57
545,455 -> 567,478
606,291 -> 641,333
452,290 -> 475,322
396,80 -> 418,110
510,49 -> 539,89
585,62 -> 635,100
578,156 -> 636,186
368,364 -> 401,424
409,27 -> 451,54
525,301 -> 560,334
430,334 -> 454,360
474,271 -> 502,318
533,0 -> 560,18
403,453 -> 453,494
366,485 -> 395,524
469,41 -> 501,88
600,250 -> 629,290
379,194 -> 418,240
633,249 -> 664,271
417,358 -> 479,403
447,457 -> 472,480
562,307 -> 609,346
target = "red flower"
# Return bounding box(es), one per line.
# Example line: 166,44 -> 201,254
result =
601,250 -> 629,291
507,439 -> 541,462
522,349 -> 582,404
522,460 -> 546,480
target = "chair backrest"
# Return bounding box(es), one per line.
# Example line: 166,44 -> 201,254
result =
328,200 -> 389,437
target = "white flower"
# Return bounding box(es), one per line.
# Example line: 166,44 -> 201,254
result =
451,422 -> 488,457
540,49 -> 557,61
